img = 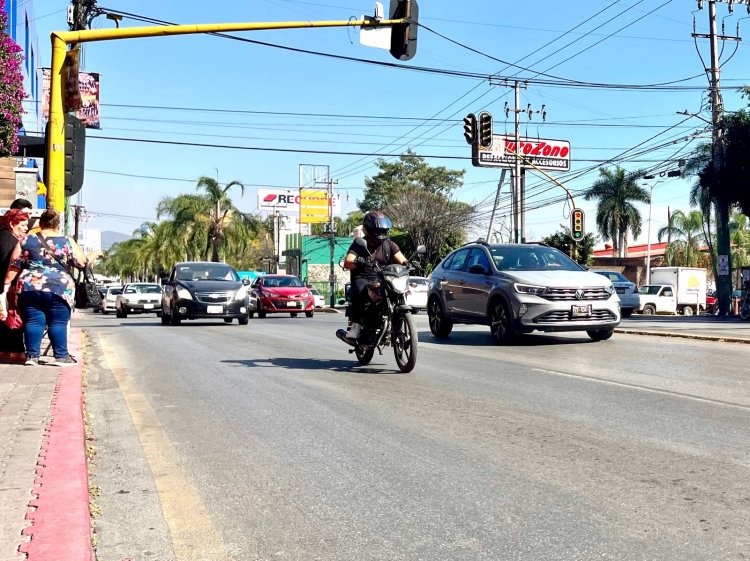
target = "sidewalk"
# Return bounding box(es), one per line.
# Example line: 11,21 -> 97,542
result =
0,328 -> 93,561
616,314 -> 750,343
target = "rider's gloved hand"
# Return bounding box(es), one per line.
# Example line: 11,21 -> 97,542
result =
355,256 -> 369,266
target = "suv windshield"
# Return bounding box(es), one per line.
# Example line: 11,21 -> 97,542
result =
490,246 -> 581,272
176,264 -> 239,281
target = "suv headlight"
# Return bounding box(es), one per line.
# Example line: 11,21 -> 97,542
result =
514,283 -> 547,296
605,284 -> 616,295
176,287 -> 193,300
235,286 -> 248,300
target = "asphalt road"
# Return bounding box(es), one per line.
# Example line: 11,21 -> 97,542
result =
79,310 -> 750,561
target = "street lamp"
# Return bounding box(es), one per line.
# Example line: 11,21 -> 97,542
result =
643,180 -> 665,285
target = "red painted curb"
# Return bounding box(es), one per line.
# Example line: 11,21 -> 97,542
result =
19,328 -> 93,561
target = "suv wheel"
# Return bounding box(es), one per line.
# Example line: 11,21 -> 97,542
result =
587,329 -> 614,342
490,299 -> 515,344
428,297 -> 453,337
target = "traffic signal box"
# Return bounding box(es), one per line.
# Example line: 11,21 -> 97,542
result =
463,113 -> 477,144
571,208 -> 585,241
64,114 -> 86,196
389,0 -> 419,61
478,111 -> 492,148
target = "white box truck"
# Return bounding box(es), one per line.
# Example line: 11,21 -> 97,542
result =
638,267 -> 707,316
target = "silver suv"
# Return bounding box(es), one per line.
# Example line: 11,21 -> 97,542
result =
427,241 -> 621,343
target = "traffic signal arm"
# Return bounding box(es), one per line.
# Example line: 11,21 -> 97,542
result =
45,14 -> 416,212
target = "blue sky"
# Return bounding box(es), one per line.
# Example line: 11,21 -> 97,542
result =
26,0 -> 750,245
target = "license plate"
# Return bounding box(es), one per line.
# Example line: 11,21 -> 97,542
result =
144,304 -> 154,309
207,305 -> 223,314
286,301 -> 299,307
616,287 -> 626,294
571,304 -> 592,317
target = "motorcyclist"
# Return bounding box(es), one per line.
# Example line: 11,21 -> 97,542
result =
343,211 -> 407,340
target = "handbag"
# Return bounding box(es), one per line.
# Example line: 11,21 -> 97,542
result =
4,277 -> 23,330
75,264 -> 102,309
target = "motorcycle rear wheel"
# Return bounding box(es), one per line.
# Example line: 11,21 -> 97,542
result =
355,345 -> 375,365
393,312 -> 417,373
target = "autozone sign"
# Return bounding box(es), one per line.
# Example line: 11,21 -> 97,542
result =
473,135 -> 571,171
257,188 -> 341,213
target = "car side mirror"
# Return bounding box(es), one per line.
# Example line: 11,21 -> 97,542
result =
416,245 -> 426,255
160,276 -> 169,284
469,263 -> 489,275
242,278 -> 251,286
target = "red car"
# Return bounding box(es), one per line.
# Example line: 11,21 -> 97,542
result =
706,290 -> 718,314
250,275 -> 315,318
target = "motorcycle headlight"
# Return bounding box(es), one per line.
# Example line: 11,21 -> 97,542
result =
514,283 -> 547,296
388,275 -> 409,294
235,286 -> 248,300
176,287 -> 193,300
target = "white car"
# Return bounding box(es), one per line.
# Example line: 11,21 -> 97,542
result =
310,288 -> 326,308
405,276 -> 429,313
116,283 -> 164,317
99,286 -> 123,315
593,270 -> 640,317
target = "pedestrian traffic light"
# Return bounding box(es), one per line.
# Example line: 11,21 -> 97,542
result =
64,114 -> 86,196
389,0 -> 419,61
463,113 -> 477,145
478,111 -> 492,148
571,208 -> 585,241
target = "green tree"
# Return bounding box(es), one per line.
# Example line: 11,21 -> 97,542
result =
657,210 -> 705,267
358,152 -> 472,269
583,166 -> 649,257
729,210 -> 750,288
541,225 -> 596,266
157,176 -> 260,262
359,150 -> 464,213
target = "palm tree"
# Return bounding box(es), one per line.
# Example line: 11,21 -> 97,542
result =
157,176 -> 260,262
584,166 -> 649,257
729,210 -> 750,287
685,143 -> 717,279
657,210 -> 705,267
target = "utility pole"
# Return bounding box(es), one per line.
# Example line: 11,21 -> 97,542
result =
72,204 -> 83,242
693,0 -> 743,315
502,81 -> 546,243
327,177 -> 338,308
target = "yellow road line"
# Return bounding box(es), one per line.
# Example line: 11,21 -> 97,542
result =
101,337 -> 227,561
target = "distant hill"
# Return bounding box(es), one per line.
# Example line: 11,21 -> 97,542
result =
101,231 -> 131,251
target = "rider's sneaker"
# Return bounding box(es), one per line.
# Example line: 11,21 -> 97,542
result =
346,323 -> 362,340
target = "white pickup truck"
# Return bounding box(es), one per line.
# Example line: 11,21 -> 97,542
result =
637,267 -> 707,316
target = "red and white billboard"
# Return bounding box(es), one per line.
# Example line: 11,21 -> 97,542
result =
474,135 -> 571,171
257,188 -> 341,214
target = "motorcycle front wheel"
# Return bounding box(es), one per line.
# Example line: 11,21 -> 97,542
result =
393,312 -> 417,373
355,345 -> 375,365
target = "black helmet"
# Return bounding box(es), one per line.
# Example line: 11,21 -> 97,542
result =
362,211 -> 392,240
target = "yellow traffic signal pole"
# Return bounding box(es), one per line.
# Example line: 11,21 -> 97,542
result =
46,17 -> 409,211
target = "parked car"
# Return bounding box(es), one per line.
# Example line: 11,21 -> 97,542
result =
593,270 -> 639,317
116,283 -> 163,317
427,241 -> 621,343
99,286 -> 122,315
309,288 -> 326,308
706,290 -> 718,314
250,274 -> 315,318
405,276 -> 429,313
161,262 -> 250,325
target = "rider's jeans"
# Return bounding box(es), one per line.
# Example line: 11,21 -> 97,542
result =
350,276 -> 374,324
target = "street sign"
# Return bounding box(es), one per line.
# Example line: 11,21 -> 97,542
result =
473,135 -> 571,171
718,254 -> 729,276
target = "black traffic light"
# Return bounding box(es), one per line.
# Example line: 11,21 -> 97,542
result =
64,114 -> 86,196
571,208 -> 585,242
463,113 -> 477,145
389,0 -> 419,61
478,111 -> 492,148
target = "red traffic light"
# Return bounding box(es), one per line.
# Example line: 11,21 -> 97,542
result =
571,208 -> 585,241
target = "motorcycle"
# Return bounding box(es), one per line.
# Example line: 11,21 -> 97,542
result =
336,239 -> 426,373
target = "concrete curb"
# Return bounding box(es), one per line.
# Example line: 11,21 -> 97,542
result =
615,328 -> 750,344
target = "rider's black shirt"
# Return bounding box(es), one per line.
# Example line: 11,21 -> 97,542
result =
348,238 -> 400,280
